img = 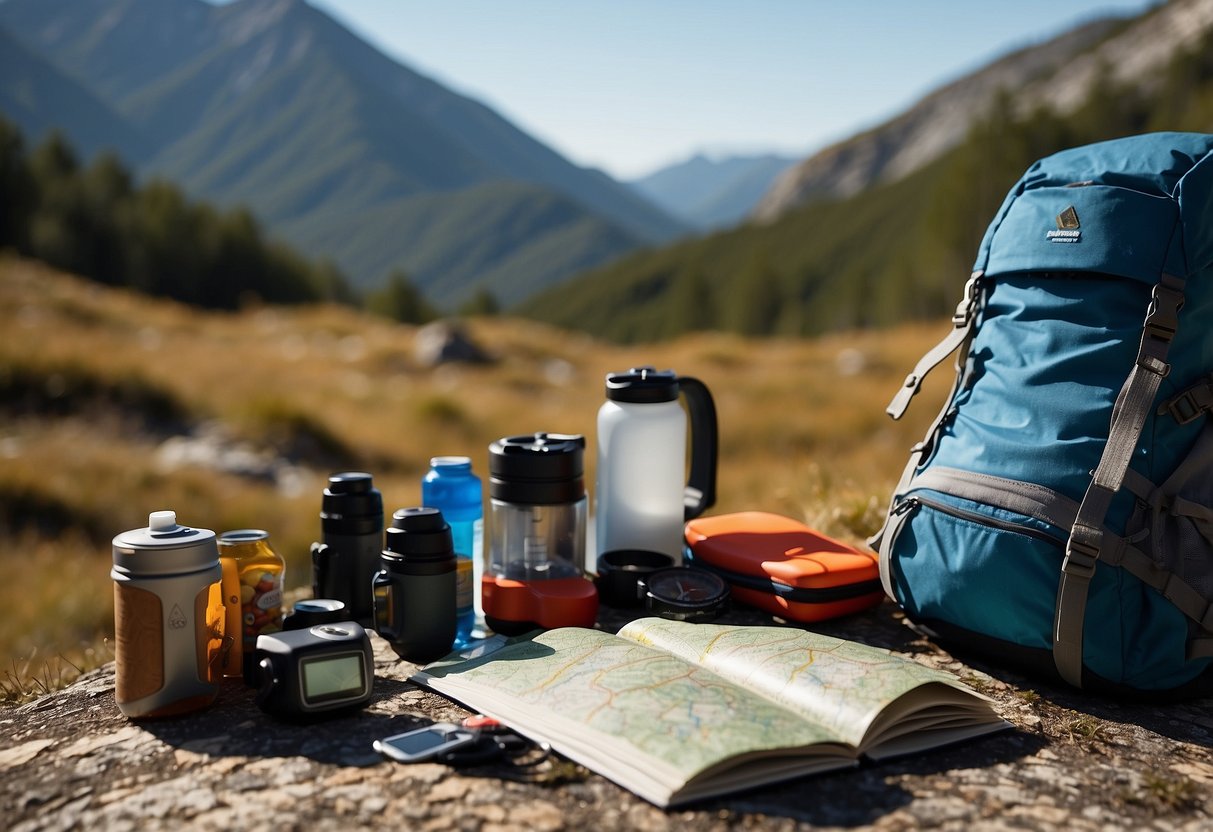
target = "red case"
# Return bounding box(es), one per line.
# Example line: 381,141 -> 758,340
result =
684,511 -> 883,623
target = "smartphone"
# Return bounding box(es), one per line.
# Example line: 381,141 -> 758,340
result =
373,723 -> 478,763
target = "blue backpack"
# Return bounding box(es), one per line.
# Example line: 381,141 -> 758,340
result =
873,132 -> 1213,697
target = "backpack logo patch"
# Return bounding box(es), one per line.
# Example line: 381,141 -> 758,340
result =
1047,206 -> 1081,243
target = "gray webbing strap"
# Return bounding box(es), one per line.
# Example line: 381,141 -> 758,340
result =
886,272 -> 983,420
1145,424 -> 1213,559
1098,537 -> 1213,650
1120,468 -> 1156,502
1053,273 -> 1187,688
873,274 -> 984,599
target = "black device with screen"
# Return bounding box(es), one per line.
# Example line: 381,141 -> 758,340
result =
254,621 -> 374,718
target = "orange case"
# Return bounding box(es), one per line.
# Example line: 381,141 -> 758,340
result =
683,511 -> 883,623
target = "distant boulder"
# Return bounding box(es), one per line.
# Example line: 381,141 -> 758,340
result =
413,320 -> 493,367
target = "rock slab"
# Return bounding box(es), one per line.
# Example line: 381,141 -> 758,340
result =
3,604 -> 1211,831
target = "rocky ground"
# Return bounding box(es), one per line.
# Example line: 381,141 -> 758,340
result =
3,601 -> 1212,831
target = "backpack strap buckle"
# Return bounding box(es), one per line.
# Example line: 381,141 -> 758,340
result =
1062,529 -> 1100,580
885,272 -> 984,421
951,272 -> 983,327
1142,276 -> 1185,345
1164,392 -> 1201,424
1158,376 -> 1213,425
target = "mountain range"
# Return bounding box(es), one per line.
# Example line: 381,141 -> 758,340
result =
520,0 -> 1213,341
755,0 -> 1213,221
0,0 -> 685,307
629,153 -> 798,230
5,0 -> 1212,336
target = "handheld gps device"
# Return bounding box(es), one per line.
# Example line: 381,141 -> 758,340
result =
253,621 -> 374,719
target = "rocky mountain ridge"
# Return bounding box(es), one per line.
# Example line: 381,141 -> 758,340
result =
755,0 -> 1213,222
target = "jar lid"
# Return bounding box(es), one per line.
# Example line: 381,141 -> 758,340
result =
218,529 -> 269,546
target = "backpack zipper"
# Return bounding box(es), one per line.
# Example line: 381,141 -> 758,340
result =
898,495 -> 1064,549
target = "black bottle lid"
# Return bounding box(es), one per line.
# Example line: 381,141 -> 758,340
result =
282,598 -> 348,630
488,432 -> 585,505
605,367 -> 679,404
321,472 -> 383,535
384,507 -> 454,561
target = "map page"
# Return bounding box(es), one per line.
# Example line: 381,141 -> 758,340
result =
620,618 -> 1005,752
414,621 -> 1005,806
414,626 -> 856,806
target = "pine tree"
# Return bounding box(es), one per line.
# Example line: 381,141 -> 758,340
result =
367,269 -> 438,324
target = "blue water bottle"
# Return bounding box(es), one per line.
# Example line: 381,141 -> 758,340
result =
422,456 -> 483,646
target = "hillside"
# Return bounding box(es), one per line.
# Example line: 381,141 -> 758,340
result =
0,27 -> 147,162
0,0 -> 684,306
755,0 -> 1213,221
521,4 -> 1213,343
0,256 -> 953,685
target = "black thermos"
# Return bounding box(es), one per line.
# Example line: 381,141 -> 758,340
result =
312,472 -> 384,629
373,507 -> 457,663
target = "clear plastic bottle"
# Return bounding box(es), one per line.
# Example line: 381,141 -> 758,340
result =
422,456 -> 483,645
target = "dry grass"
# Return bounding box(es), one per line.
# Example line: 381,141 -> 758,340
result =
0,257 -> 956,699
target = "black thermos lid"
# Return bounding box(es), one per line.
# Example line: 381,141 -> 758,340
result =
321,472 -> 383,535
383,507 -> 455,564
605,366 -> 680,404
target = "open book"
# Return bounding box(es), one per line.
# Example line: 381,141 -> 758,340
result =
411,619 -> 1009,808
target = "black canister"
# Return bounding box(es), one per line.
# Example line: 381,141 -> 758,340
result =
312,472 -> 384,628
373,507 -> 457,663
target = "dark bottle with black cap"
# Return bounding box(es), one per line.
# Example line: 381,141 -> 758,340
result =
372,507 -> 457,663
312,472 -> 384,629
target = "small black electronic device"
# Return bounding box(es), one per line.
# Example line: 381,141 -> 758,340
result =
253,621 -> 374,719
373,723 -> 478,763
641,566 -> 729,623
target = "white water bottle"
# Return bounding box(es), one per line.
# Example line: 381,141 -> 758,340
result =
595,367 -> 718,561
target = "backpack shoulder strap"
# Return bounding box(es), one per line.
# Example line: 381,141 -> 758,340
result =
886,273 -> 983,420
873,274 -> 984,598
1053,272 -> 1187,688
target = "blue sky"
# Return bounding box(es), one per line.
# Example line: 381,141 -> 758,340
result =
309,0 -> 1158,180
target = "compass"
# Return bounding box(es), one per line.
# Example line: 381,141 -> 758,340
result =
641,566 -> 729,623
